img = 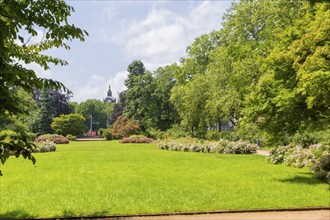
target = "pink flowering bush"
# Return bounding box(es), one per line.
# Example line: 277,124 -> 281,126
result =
35,134 -> 69,144
120,135 -> 153,144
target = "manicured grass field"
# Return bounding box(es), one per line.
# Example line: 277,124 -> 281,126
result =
0,141 -> 329,218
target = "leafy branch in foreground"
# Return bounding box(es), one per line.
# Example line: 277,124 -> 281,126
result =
0,0 -> 88,175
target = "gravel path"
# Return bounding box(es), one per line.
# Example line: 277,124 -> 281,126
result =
119,210 -> 330,220
256,149 -> 270,156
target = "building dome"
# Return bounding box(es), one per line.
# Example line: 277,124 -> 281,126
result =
103,85 -> 116,103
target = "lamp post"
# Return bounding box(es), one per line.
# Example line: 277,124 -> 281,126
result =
90,115 -> 92,136
89,115 -> 99,136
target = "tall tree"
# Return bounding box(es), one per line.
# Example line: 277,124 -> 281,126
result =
31,89 -> 55,135
124,60 -> 155,130
110,91 -> 126,125
151,65 -> 180,131
0,0 -> 87,174
171,74 -> 210,135
243,1 -> 330,143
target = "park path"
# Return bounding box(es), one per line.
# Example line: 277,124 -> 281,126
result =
256,149 -> 270,156
116,210 -> 330,220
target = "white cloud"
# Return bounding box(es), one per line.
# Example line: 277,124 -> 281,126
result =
110,1 -> 227,70
102,6 -> 116,20
106,71 -> 128,99
71,72 -> 128,103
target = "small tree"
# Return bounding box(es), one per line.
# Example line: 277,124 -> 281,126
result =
111,116 -> 140,139
51,114 -> 87,136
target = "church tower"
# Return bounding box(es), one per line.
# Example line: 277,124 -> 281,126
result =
103,85 -> 116,104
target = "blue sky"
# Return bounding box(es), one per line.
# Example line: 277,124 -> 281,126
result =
29,0 -> 233,103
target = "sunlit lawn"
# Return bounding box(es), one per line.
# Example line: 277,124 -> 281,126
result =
0,141 -> 329,218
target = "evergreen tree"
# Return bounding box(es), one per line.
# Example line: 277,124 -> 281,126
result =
31,89 -> 55,135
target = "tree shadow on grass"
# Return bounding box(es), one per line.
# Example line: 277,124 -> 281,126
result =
0,209 -> 35,219
277,174 -> 327,185
62,209 -> 110,218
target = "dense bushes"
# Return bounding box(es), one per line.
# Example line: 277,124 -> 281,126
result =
120,135 -> 153,143
158,139 -> 258,154
268,144 -> 330,183
51,113 -> 87,136
66,134 -> 77,141
34,134 -> 69,144
101,116 -> 141,140
147,125 -> 190,140
99,128 -> 113,140
34,140 -> 56,153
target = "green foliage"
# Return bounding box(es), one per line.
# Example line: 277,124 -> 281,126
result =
205,131 -> 222,141
66,134 -> 77,141
31,89 -> 55,135
291,131 -> 321,148
150,65 -> 180,130
104,129 -> 113,140
124,60 -> 154,130
0,89 -> 38,137
161,124 -> 190,139
110,91 -> 126,124
243,1 -> 330,141
124,61 -> 179,131
76,99 -> 109,131
35,134 -> 69,144
0,130 -> 36,176
163,0 -> 329,145
110,116 -> 140,139
0,130 -> 18,141
0,0 -> 87,117
51,113 -> 87,136
171,74 -> 210,135
69,101 -> 79,113
205,130 -> 241,142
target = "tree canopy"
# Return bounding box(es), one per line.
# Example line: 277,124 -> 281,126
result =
51,113 -> 87,136
125,0 -> 329,145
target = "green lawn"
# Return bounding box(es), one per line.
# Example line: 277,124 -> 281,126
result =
0,141 -> 329,218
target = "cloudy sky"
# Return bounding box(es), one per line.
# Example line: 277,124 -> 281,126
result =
31,0 -> 233,103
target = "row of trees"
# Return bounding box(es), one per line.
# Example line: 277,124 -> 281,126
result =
1,0 -> 329,174
0,88 -> 119,136
120,0 -> 329,146
3,0 -> 328,146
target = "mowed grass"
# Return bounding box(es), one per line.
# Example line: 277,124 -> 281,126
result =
0,141 -> 329,218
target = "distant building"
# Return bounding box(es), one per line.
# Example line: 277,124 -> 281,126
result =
103,85 -> 116,104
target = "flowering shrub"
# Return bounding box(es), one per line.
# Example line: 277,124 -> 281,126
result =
268,144 -> 330,183
157,139 -> 258,154
307,144 -> 330,183
224,140 -> 259,154
110,116 -> 141,139
34,134 -> 69,144
120,135 -> 153,143
33,140 -> 56,153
